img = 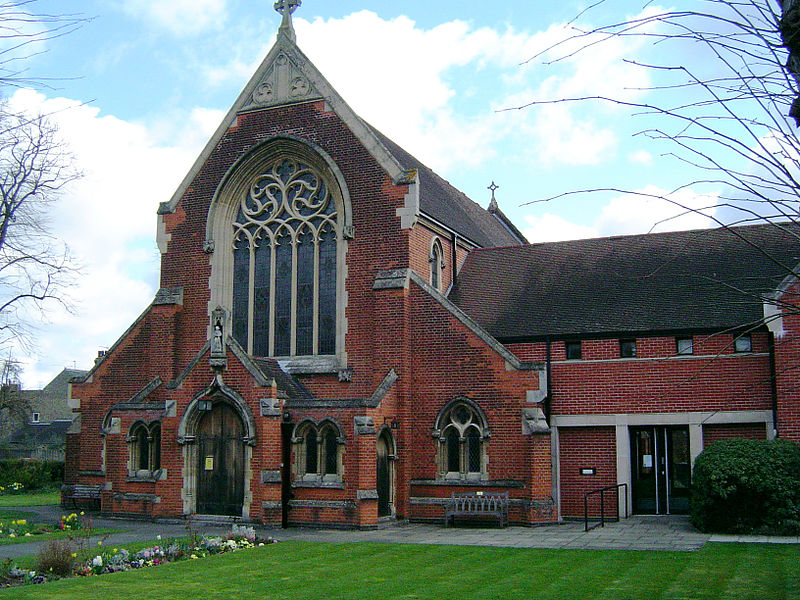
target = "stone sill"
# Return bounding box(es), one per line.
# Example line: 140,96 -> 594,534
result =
292,480 -> 345,490
410,479 -> 525,488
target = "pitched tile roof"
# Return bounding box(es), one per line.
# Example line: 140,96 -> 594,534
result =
371,130 -> 525,248
449,223 -> 800,340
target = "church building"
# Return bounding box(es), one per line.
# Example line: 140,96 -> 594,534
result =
64,2 -> 800,527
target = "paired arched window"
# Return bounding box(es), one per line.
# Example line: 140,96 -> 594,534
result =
429,237 -> 444,292
127,422 -> 161,475
435,399 -> 489,481
231,156 -> 340,358
294,420 -> 344,482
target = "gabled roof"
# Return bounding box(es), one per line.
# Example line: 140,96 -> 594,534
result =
158,21 -> 520,250
449,223 -> 800,340
373,132 -> 524,248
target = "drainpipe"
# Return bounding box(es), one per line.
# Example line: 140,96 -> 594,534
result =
768,331 -> 780,438
451,234 -> 459,287
545,340 -> 553,423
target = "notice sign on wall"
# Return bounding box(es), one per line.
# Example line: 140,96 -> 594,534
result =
205,456 -> 214,471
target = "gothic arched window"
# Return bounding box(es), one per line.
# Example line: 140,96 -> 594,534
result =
128,421 -> 161,475
429,237 -> 444,292
232,157 -> 339,358
434,399 -> 490,481
294,420 -> 344,483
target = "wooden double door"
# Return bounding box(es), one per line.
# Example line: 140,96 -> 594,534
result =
197,403 -> 245,516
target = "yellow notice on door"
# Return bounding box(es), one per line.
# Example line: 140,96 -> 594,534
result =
204,456 -> 214,471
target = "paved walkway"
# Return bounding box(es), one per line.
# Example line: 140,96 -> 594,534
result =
1,505 -> 798,560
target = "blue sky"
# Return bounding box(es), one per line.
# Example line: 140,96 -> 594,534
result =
7,0 -> 755,386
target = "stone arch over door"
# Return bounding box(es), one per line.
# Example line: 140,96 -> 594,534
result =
376,427 -> 396,518
177,376 -> 257,517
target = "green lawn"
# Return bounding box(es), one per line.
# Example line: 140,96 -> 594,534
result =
1,541 -> 798,599
0,509 -> 119,546
0,490 -> 60,507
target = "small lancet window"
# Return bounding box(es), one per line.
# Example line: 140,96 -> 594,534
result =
429,238 -> 444,292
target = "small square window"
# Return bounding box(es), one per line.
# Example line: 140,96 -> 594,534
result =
734,334 -> 752,353
676,337 -> 693,355
31,413 -> 40,423
565,341 -> 582,360
620,339 -> 637,358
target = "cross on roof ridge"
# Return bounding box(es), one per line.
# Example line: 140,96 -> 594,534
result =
274,0 -> 302,41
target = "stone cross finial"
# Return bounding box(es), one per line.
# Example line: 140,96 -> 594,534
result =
274,0 -> 302,41
488,181 -> 500,212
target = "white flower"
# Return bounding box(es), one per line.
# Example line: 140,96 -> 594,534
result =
156,534 -> 161,540
28,571 -> 35,577
92,556 -> 103,568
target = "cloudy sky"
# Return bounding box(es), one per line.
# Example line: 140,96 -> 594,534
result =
4,0 -> 767,387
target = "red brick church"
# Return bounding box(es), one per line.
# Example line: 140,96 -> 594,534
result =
64,2 -> 800,527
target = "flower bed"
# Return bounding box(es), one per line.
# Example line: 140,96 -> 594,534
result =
0,524 -> 278,588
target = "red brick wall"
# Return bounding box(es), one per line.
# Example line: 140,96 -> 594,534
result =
397,277 -> 553,524
703,423 -> 767,448
558,427 -> 617,519
774,279 -> 800,442
507,333 -> 773,416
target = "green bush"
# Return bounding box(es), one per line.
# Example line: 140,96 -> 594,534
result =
691,438 -> 800,535
0,460 -> 65,491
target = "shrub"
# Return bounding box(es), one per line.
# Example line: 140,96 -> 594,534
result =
35,539 -> 75,578
691,438 -> 800,534
0,460 -> 64,490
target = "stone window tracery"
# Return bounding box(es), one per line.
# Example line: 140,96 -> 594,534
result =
293,420 -> 344,483
127,421 -> 161,475
434,399 -> 490,481
232,157 -> 339,358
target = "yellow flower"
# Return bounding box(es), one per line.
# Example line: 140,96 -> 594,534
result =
70,553 -> 77,558
97,541 -> 102,546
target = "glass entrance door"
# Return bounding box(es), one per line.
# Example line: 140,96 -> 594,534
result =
630,426 -> 691,514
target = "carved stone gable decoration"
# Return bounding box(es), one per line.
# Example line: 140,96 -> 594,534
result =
242,51 -> 322,111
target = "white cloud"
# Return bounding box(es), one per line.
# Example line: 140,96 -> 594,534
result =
523,186 -> 719,243
122,0 -> 228,36
523,213 -> 598,243
7,89 -> 218,388
628,150 -> 653,166
202,11 -> 615,173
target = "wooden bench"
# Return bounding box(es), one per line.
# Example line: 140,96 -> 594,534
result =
61,484 -> 102,510
444,491 -> 509,527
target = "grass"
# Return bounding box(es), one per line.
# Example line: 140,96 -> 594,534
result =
1,541 -> 798,599
0,490 -> 60,507
0,509 -> 119,546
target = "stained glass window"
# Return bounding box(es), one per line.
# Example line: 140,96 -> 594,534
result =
232,158 -> 339,357
305,429 -> 317,475
324,429 -> 338,476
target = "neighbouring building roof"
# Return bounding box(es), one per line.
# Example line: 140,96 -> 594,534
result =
449,223 -> 800,341
373,131 -> 525,248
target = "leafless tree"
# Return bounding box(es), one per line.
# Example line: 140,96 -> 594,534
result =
507,1 -> 800,341
0,2 -> 85,356
0,109 -> 79,352
0,1 -> 88,89
515,0 -> 799,234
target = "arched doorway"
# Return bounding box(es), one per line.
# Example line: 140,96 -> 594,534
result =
197,402 -> 245,516
376,429 -> 395,518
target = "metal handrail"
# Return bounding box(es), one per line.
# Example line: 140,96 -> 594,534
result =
583,483 -> 628,532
